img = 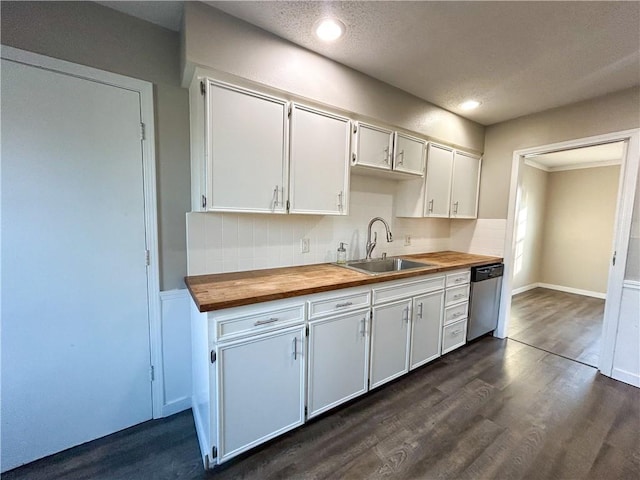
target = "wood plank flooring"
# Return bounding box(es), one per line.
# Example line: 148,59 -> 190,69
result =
509,287 -> 604,367
4,337 -> 639,480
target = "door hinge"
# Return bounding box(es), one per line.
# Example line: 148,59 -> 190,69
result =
145,249 -> 150,266
210,350 -> 216,364
140,122 -> 146,141
612,251 -> 617,266
305,325 -> 309,337
200,81 -> 206,95
150,365 -> 155,381
212,446 -> 217,458
202,195 -> 207,209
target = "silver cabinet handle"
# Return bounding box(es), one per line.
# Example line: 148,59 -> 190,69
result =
254,317 -> 279,326
292,336 -> 298,360
455,277 -> 464,283
453,201 -> 459,214
428,199 -> 434,213
337,191 -> 344,211
360,317 -> 367,337
383,146 -> 390,164
453,294 -> 466,300
451,329 -> 463,336
336,301 -> 353,308
397,149 -> 405,165
403,306 -> 410,323
273,185 -> 280,207
451,312 -> 464,318
417,302 -> 424,319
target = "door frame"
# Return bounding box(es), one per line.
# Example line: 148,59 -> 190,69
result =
1,45 -> 164,418
497,128 -> 640,377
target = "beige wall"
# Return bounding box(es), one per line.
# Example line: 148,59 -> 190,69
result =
1,1 -> 191,290
512,164 -> 548,290
481,88 -> 640,219
182,2 -> 485,153
540,166 -> 620,294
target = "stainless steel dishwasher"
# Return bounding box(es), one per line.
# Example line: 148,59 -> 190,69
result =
467,263 -> 504,341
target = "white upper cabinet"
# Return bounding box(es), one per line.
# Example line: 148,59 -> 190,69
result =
450,151 -> 481,218
289,104 -> 350,215
206,80 -> 289,213
424,143 -> 454,218
393,132 -> 426,176
352,122 -> 394,171
352,122 -> 425,178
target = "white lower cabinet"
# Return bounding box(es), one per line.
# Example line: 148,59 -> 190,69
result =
307,309 -> 370,418
409,290 -> 444,369
216,326 -> 305,462
370,299 -> 413,389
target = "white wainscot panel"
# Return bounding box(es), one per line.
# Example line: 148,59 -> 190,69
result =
160,289 -> 193,416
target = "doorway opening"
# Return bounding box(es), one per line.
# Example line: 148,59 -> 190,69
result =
508,142 -> 624,367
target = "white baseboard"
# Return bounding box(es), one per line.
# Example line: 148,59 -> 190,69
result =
512,283 -> 539,296
537,283 -> 606,299
161,396 -> 192,417
611,368 -> 640,388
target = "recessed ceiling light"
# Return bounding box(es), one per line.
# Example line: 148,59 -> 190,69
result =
315,18 -> 345,42
460,100 -> 481,111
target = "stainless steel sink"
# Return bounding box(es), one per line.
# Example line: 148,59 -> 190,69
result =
340,257 -> 436,275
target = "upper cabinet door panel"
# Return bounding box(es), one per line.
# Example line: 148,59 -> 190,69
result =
393,133 -> 425,176
207,81 -> 288,213
425,144 -> 454,218
451,151 -> 481,218
289,105 -> 350,215
353,122 -> 394,171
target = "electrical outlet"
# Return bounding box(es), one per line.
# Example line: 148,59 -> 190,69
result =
300,238 -> 311,253
404,235 -> 412,246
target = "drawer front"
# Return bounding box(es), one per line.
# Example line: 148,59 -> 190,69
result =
216,304 -> 305,341
372,276 -> 445,305
445,284 -> 470,306
444,302 -> 468,326
446,270 -> 470,287
442,319 -> 467,354
308,289 -> 371,319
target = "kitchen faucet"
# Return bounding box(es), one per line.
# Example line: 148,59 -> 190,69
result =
365,217 -> 393,259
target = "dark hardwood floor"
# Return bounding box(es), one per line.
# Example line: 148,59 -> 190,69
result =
5,336 -> 639,480
509,287 -> 604,367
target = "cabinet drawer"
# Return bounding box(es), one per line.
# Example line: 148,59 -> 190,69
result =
308,288 -> 371,319
442,319 -> 467,354
444,302 -> 468,326
446,270 -> 470,287
445,284 -> 469,306
372,276 -> 444,305
216,303 -> 305,341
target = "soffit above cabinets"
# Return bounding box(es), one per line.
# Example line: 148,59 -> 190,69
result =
96,1 -> 640,126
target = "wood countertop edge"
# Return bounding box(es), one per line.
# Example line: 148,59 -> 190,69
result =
185,251 -> 503,313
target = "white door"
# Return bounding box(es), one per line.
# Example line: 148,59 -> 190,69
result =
425,144 -> 454,217
217,326 -> 305,462
394,132 -> 426,176
207,81 -> 288,213
289,104 -> 350,215
370,299 -> 412,389
451,151 -> 481,218
1,59 -> 153,471
307,310 -> 370,418
410,291 -> 444,369
354,122 -> 394,170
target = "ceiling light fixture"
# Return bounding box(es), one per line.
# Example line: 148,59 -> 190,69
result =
315,18 -> 345,42
460,100 -> 481,111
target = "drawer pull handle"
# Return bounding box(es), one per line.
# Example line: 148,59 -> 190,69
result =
451,329 -> 463,336
451,312 -> 464,318
254,317 -> 279,326
455,278 -> 464,283
453,294 -> 466,299
336,301 -> 353,308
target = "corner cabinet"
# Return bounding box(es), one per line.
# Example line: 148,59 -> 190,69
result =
189,78 -> 350,215
395,142 -> 481,219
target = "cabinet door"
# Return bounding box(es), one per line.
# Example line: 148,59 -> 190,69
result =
289,104 -> 350,215
370,299 -> 412,389
207,80 -> 288,213
353,122 -> 394,171
424,144 -> 454,217
307,309 -> 370,418
409,290 -> 444,369
450,151 -> 481,219
217,326 -> 305,462
394,132 -> 426,176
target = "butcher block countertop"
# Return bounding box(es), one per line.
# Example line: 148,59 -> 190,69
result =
185,251 -> 502,313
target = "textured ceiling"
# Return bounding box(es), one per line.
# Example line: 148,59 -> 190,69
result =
97,1 -> 640,126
